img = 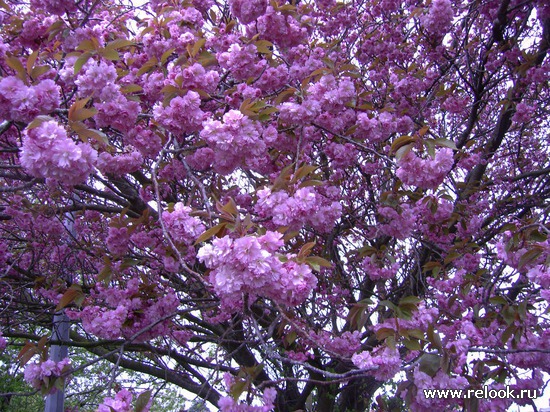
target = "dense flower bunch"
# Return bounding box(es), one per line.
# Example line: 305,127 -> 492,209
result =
198,231 -> 317,310
352,347 -> 401,381
1,0 -> 549,410
255,186 -> 342,233
24,358 -> 71,393
200,110 -> 266,174
68,279 -> 179,342
229,0 -> 267,25
0,77 -> 60,123
219,374 -> 276,412
396,148 -> 454,190
97,389 -> 152,412
20,120 -> 97,185
153,91 -> 205,136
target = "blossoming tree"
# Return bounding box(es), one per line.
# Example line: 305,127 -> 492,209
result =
0,0 -> 549,410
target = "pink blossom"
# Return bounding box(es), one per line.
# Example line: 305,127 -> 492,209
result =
422,0 -> 454,37
97,149 -> 143,176
198,232 -> 317,309
0,332 -> 6,352
218,387 -> 276,412
229,0 -> 267,24
396,148 -> 454,190
352,347 -> 401,381
75,60 -> 118,100
153,91 -> 205,136
95,94 -> 140,133
97,389 -> 137,412
23,358 -> 71,393
162,202 -> 205,245
255,187 -> 341,233
106,226 -> 130,256
0,76 -> 60,123
218,44 -> 266,81
30,0 -> 77,15
200,110 -> 266,174
20,120 -> 97,185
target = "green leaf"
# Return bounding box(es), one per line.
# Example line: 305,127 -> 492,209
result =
100,48 -> 120,61
379,300 -> 397,311
501,324 -> 516,345
255,40 -> 273,54
190,38 -> 206,57
26,50 -> 39,75
56,285 -> 83,311
391,135 -> 415,154
74,52 -> 92,75
5,54 -> 26,82
403,339 -> 422,351
194,223 -> 227,245
284,330 -> 297,347
305,256 -> 332,271
518,247 -> 542,270
489,296 -> 508,305
375,327 -> 395,341
27,115 -> 54,130
419,353 -> 440,377
347,299 -> 372,331
293,165 -> 318,181
399,296 -> 422,305
230,379 -> 247,400
135,390 -> 152,412
106,39 -> 135,50
433,138 -> 458,150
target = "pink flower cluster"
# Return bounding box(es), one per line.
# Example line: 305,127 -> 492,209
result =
527,265 -> 550,290
278,75 -> 355,127
30,0 -> 76,15
24,358 -> 71,393
278,100 -> 321,126
313,330 -> 361,357
166,62 -> 220,94
351,347 -> 401,381
355,112 -> 413,143
307,75 -> 355,113
106,226 -> 130,256
0,77 -> 60,123
95,94 -> 140,133
362,255 -> 399,281
75,60 -> 118,101
396,148 -> 454,190
256,6 -> 307,48
197,231 -> 317,310
70,279 -> 179,342
372,303 -> 439,335
162,202 -> 205,245
218,44 -> 266,81
200,110 -> 266,174
153,91 -> 205,136
125,125 -> 162,158
219,387 -> 276,412
20,120 -> 97,185
229,0 -> 268,25
377,204 -> 416,239
406,368 -> 469,410
421,0 -> 454,37
97,389 -> 150,412
255,186 -> 342,233
219,373 -> 276,412
97,149 -> 143,176
0,332 -> 6,352
324,142 -> 358,169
